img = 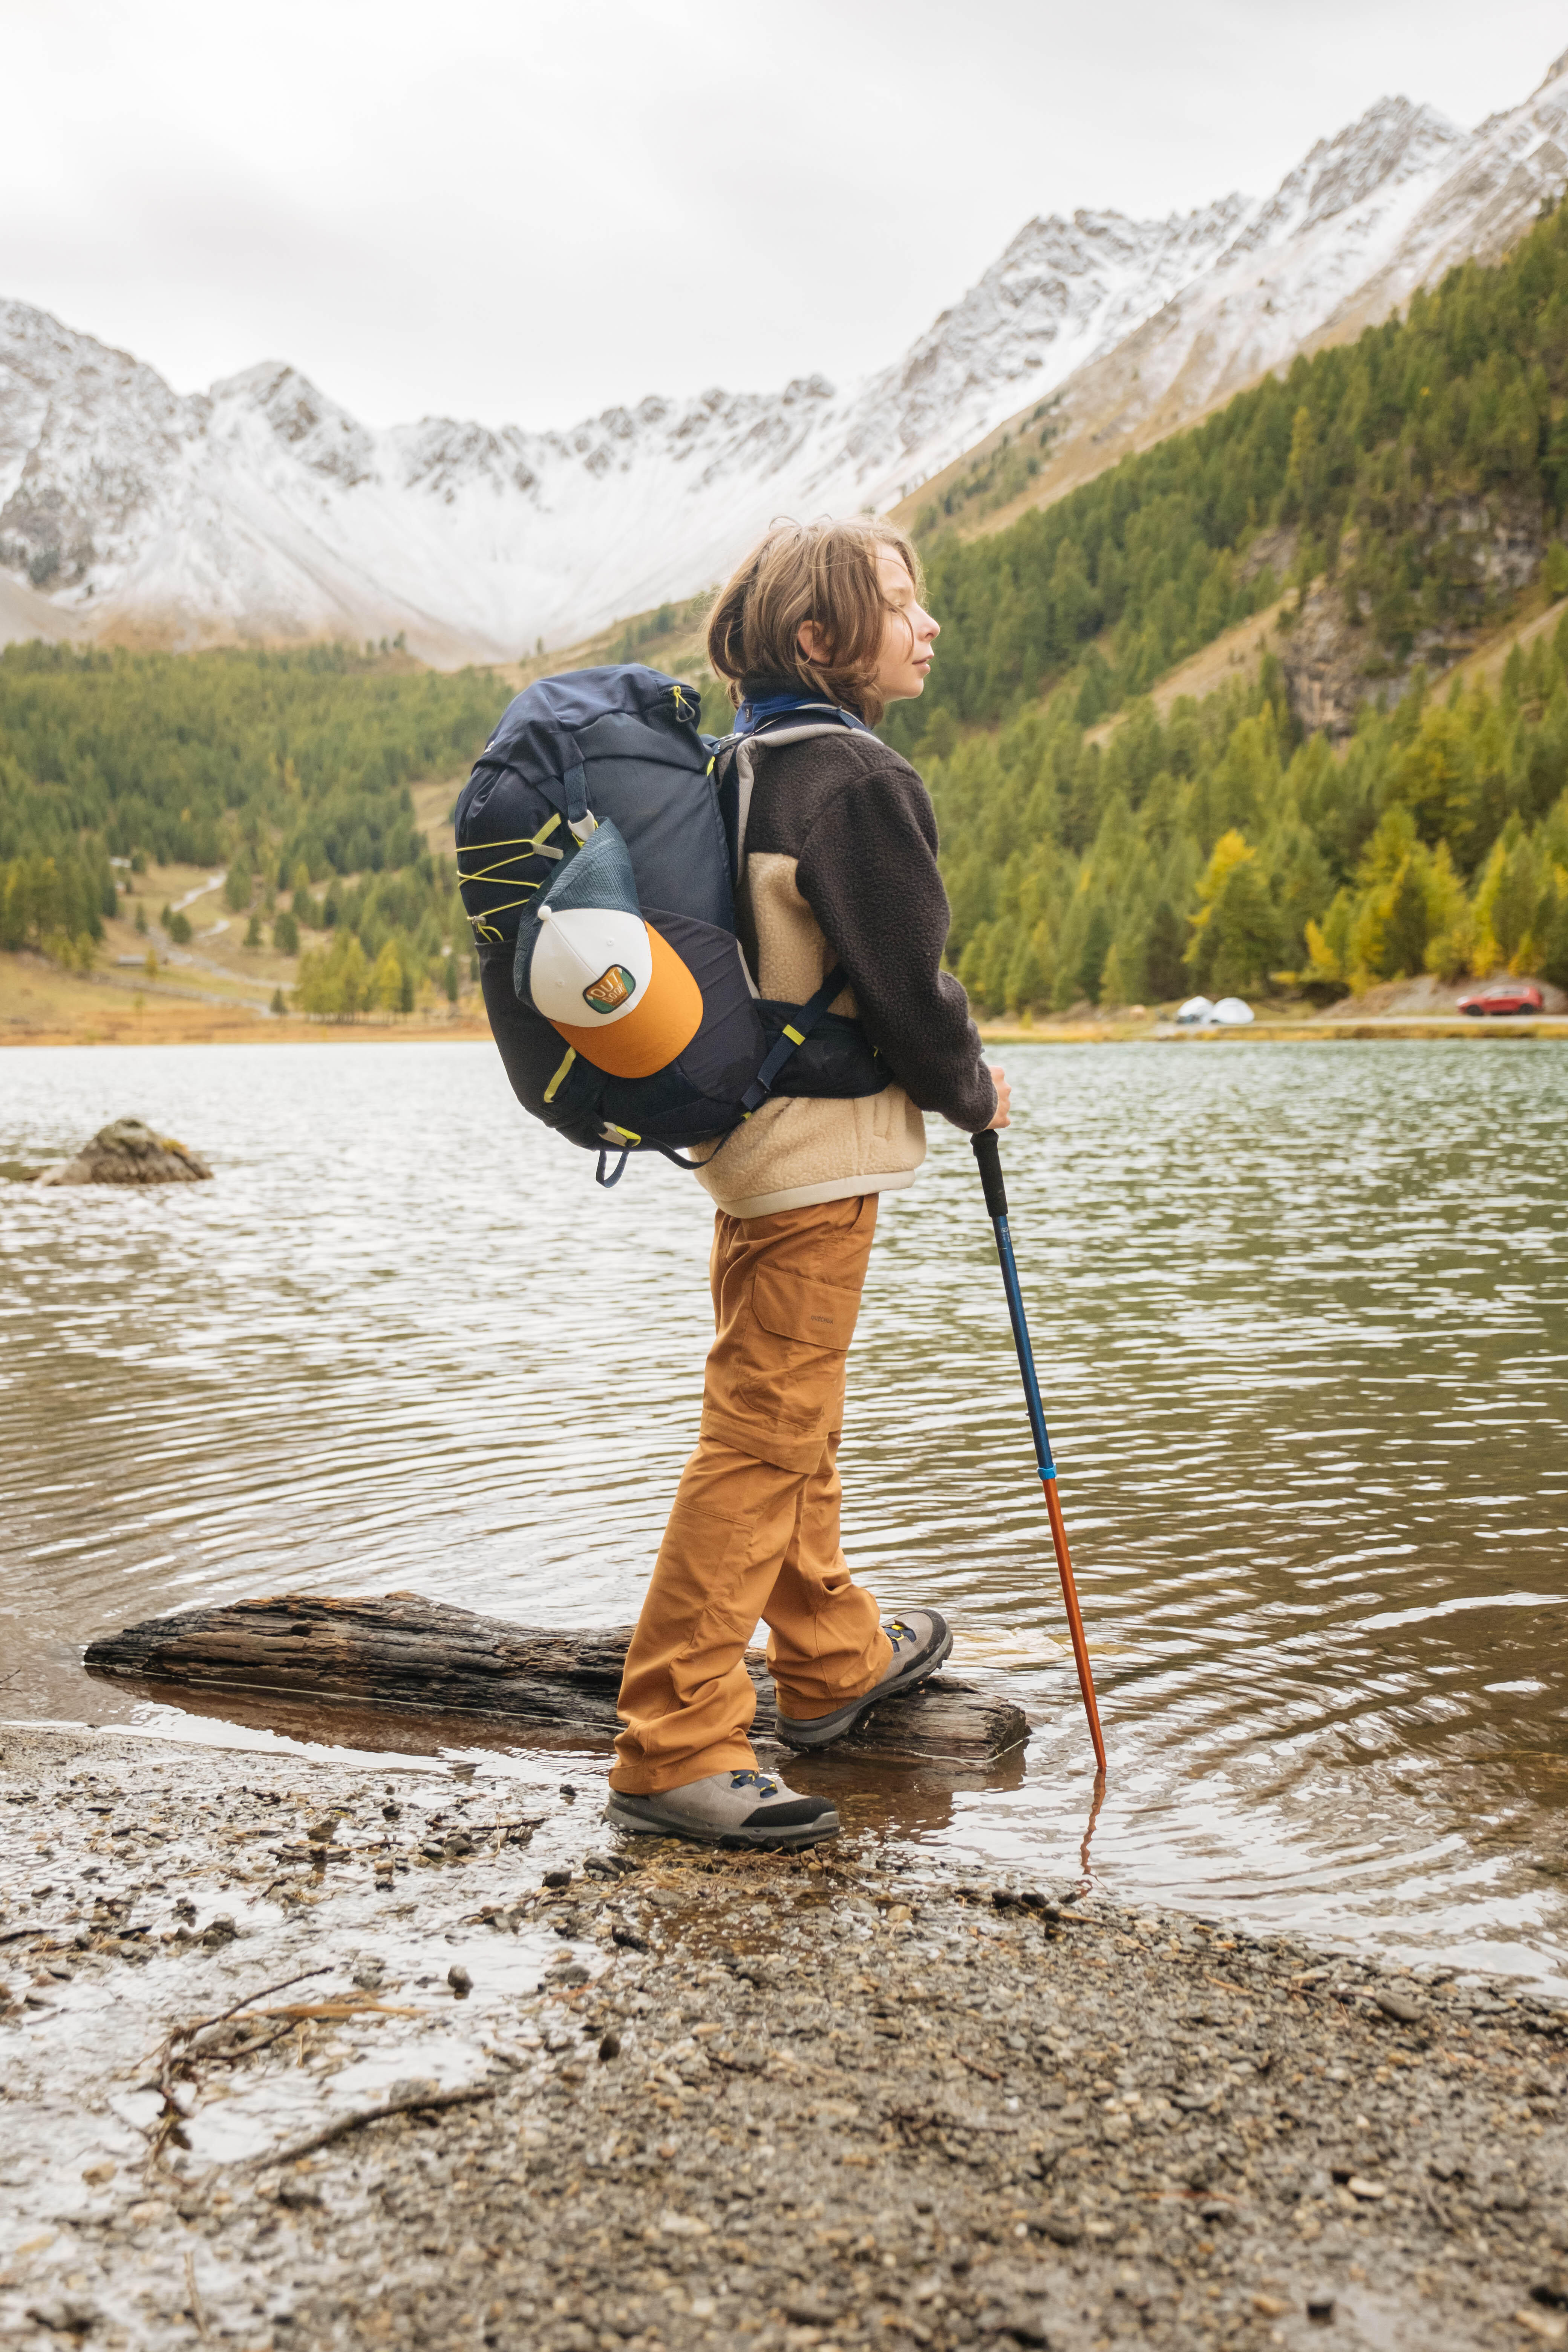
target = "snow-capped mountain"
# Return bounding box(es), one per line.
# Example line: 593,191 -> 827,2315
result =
958,80 -> 1561,509
4,54 -> 1568,664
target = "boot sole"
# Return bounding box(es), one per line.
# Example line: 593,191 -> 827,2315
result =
602,1797 -> 841,1851
774,1624 -> 955,1751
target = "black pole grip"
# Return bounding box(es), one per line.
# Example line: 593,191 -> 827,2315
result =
971,1128 -> 1009,1220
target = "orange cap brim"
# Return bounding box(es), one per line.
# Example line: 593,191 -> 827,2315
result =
550,922 -> 704,1079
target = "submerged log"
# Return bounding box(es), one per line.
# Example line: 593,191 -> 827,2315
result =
84,1592 -> 1029,1770
35,1116 -> 211,1186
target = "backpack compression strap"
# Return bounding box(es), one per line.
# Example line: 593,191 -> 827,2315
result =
591,964 -> 851,1188
739,964 -> 848,1114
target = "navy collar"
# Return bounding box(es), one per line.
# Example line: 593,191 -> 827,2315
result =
732,684 -> 870,738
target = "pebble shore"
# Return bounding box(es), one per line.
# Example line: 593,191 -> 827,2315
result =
2,1727 -> 1565,2352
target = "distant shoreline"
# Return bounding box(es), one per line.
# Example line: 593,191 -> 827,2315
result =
0,1017 -> 494,1049
5,1017 -> 1565,1050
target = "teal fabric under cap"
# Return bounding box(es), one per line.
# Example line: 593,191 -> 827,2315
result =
514,816 -> 644,1012
543,818 -> 642,917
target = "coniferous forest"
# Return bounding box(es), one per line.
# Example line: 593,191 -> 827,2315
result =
9,203 -> 1568,1013
891,196 -> 1568,1008
0,643 -> 495,997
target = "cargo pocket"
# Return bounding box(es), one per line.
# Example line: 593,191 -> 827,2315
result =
704,1265 -> 859,1469
750,1266 -> 861,1353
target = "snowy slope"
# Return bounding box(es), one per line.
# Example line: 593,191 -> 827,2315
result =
914,64 -> 1568,517
3,55 -> 1566,663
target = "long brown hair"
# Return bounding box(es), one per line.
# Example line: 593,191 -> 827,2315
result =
706,516 -> 923,727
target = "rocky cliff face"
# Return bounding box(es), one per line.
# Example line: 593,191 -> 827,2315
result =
1277,492 -> 1547,739
3,56 -> 1568,663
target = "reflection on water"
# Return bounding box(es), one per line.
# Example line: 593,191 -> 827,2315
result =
3,1038 -> 1566,1983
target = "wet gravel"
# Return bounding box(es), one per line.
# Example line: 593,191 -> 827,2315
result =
2,1729 -> 1566,2351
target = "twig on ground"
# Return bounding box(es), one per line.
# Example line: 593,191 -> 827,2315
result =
140,1967 -> 335,2170
184,2248 -> 209,2341
191,2023 -> 297,2068
240,2082 -> 500,2173
141,1967 -> 332,2070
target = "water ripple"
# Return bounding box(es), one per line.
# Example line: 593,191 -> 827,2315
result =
3,1038 -> 1566,1981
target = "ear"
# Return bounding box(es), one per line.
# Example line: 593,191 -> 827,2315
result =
797,619 -> 830,667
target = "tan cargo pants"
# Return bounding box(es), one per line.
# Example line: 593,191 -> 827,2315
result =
609,1193 -> 893,1793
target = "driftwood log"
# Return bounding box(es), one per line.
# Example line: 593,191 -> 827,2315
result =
84,1592 -> 1029,1770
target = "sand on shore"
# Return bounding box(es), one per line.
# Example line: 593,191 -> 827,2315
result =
0,952 -> 492,1048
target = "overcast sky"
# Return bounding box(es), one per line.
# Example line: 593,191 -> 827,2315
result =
5,0 -> 1568,432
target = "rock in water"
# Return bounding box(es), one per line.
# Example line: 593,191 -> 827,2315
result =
34,1117 -> 212,1187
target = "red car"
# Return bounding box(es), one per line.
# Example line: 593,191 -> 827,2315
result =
1456,980 -> 1545,1016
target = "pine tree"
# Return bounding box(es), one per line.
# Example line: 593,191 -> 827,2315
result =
1076,904 -> 1112,1004
1381,859 -> 1430,977
1208,861 -> 1281,994
1490,835 -> 1541,965
371,939 -> 404,1013
1144,900 -> 1187,1001
1539,876 -> 1568,986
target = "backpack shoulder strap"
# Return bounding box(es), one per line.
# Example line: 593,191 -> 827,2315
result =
716,720 -> 866,880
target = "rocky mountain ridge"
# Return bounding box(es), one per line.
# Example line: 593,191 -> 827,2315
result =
912,61 -> 1568,537
4,54 -> 1568,663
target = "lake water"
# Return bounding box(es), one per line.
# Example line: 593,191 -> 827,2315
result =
3,1037 -> 1566,1986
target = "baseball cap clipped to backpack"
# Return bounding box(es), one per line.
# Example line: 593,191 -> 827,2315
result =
514,819 -> 703,1080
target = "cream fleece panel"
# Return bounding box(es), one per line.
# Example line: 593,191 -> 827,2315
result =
696,849 -> 927,1219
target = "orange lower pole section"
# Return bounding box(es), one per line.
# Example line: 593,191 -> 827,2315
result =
1041,1474 -> 1107,1777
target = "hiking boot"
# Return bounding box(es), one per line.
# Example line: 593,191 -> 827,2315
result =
603,1768 -> 840,1851
774,1609 -> 953,1752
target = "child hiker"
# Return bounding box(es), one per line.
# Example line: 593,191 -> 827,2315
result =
605,517 -> 1009,1851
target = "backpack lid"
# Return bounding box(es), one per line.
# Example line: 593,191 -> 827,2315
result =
458,664 -> 727,943
478,665 -> 703,829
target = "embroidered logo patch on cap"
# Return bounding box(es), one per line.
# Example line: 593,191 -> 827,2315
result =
583,964 -> 636,1014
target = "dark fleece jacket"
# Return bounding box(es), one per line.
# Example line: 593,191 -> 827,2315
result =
697,724 -> 994,1217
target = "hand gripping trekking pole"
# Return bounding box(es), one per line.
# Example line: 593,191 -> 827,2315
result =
972,1130 -> 1107,1776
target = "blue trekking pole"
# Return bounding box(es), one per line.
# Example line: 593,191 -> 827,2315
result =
972,1130 -> 1107,1776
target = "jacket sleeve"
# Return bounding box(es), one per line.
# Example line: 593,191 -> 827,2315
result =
793,752 -> 998,1133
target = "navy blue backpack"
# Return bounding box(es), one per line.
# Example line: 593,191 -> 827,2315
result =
454,666 -> 887,1184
